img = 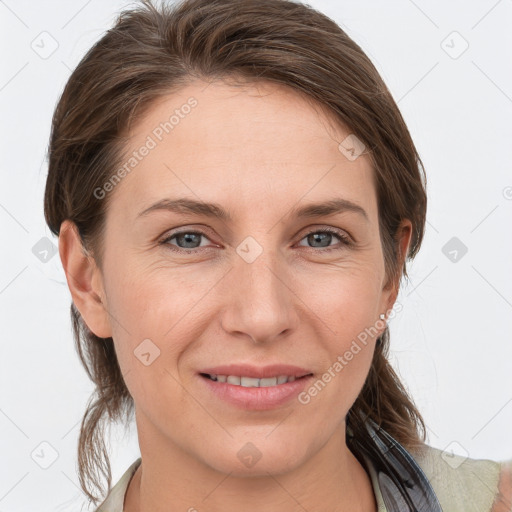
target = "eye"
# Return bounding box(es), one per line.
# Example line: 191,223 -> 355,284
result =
160,230 -> 214,253
160,227 -> 352,254
296,227 -> 352,251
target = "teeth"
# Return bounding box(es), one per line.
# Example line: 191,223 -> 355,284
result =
208,374 -> 300,387
241,377 -> 260,387
259,377 -> 277,387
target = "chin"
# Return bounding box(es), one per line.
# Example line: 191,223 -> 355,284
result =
201,435 -> 312,477
213,454 -> 302,478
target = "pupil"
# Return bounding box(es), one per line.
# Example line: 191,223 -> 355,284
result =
309,233 -> 330,248
179,233 -> 200,248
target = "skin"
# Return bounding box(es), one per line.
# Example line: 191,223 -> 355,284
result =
59,78 -> 412,512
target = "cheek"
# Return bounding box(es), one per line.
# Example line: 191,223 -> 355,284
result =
297,303 -> 377,422
297,265 -> 381,397
300,259 -> 384,334
105,259 -> 203,344
105,268 -> 212,396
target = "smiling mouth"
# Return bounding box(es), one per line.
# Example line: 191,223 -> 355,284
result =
199,373 -> 313,387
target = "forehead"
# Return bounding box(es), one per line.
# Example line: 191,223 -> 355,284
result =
109,78 -> 377,223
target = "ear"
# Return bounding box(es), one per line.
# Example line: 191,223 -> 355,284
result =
58,220 -> 112,338
381,219 -> 412,316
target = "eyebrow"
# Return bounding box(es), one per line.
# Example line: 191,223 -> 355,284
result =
136,197 -> 369,222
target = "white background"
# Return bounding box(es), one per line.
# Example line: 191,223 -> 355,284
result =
1,0 -> 511,510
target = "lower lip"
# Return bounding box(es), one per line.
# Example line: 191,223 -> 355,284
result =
199,374 -> 314,410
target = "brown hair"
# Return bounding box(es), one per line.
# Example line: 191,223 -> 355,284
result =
44,0 -> 427,505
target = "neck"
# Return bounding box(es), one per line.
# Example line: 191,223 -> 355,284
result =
124,413 -> 377,512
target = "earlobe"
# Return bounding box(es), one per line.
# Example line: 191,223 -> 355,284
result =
58,220 -> 112,339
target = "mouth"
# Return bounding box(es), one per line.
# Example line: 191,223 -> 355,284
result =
197,366 -> 315,410
199,373 -> 313,387
198,370 -> 314,411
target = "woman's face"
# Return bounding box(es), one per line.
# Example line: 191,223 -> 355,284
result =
74,79 -> 409,476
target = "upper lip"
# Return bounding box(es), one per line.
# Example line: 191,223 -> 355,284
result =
199,364 -> 313,379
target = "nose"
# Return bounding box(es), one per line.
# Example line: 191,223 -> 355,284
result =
219,244 -> 299,345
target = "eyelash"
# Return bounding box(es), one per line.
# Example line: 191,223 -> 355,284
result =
159,227 -> 353,254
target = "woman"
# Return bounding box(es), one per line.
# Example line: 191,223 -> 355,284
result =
44,0 -> 512,510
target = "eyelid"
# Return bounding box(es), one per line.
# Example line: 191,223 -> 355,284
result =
297,226 -> 353,249
159,227 -> 218,252
159,224 -> 216,242
299,225 -> 353,242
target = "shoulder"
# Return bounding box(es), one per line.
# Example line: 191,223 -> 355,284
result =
409,443 -> 512,512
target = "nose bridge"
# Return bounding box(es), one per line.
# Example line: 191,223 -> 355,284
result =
239,241 -> 282,300
221,235 -> 297,342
